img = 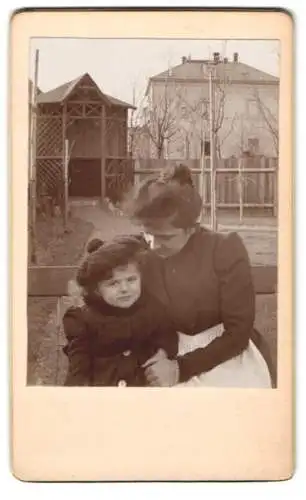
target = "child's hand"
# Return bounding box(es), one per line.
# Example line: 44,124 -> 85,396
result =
142,348 -> 167,368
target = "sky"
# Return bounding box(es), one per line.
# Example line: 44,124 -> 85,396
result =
30,38 -> 279,107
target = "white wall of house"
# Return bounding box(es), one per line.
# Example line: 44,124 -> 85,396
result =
148,77 -> 279,159
221,83 -> 279,157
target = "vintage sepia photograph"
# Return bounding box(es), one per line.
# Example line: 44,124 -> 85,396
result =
10,8 -> 294,482
27,37 -> 279,389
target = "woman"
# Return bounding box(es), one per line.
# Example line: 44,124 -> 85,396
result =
128,164 -> 274,388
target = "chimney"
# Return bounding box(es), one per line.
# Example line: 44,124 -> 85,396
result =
182,56 -> 187,64
213,52 -> 220,64
233,52 -> 239,63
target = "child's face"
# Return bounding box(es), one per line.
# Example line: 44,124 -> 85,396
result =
97,262 -> 141,309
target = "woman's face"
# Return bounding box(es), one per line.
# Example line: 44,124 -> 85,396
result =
144,220 -> 192,257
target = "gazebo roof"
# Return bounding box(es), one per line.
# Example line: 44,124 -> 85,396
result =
37,73 -> 135,109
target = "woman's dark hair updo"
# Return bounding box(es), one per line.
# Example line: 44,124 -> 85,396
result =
159,163 -> 194,187
129,163 -> 202,229
86,238 -> 104,254
76,234 -> 150,289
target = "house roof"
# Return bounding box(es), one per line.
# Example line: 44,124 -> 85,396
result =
150,58 -> 279,84
36,75 -> 84,104
36,73 -> 135,108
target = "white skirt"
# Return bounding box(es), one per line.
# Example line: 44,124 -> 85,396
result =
176,324 -> 272,388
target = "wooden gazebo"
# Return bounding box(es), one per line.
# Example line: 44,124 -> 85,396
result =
35,73 -> 135,204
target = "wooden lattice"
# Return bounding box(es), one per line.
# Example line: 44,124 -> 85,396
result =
84,103 -> 102,117
66,102 -> 102,118
67,103 -> 83,118
38,104 -> 62,116
36,158 -> 63,201
36,115 -> 63,157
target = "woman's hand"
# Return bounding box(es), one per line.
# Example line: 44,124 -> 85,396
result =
142,355 -> 180,387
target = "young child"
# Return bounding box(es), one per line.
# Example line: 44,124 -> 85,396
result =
63,234 -> 178,387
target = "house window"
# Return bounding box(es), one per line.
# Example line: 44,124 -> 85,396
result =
199,99 -> 209,117
200,140 -> 210,156
204,140 -> 210,156
248,137 -> 259,155
181,104 -> 188,119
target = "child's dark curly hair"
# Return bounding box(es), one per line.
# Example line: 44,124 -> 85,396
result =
76,234 -> 150,290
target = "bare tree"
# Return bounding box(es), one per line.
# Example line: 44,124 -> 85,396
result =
128,86 -> 137,157
143,82 -> 179,158
217,113 -> 239,157
174,53 -> 236,159
211,52 -> 238,159
252,87 -> 279,156
128,78 -> 178,159
128,84 -> 150,159
173,91 -> 209,158
129,123 -> 152,159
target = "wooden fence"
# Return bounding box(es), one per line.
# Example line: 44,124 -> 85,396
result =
134,157 -> 278,216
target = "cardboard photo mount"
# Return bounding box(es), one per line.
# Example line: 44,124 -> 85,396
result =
10,8 -> 293,481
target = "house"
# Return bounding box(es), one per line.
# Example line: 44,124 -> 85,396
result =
145,52 -> 279,159
32,73 -> 135,202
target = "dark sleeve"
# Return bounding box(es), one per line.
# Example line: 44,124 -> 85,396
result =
177,232 -> 255,383
150,302 -> 179,359
154,325 -> 179,359
63,307 -> 93,386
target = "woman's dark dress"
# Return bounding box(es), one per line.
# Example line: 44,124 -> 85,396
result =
142,226 -> 275,385
62,292 -> 178,386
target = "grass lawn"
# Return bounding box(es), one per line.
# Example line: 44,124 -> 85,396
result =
255,294 -> 277,386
